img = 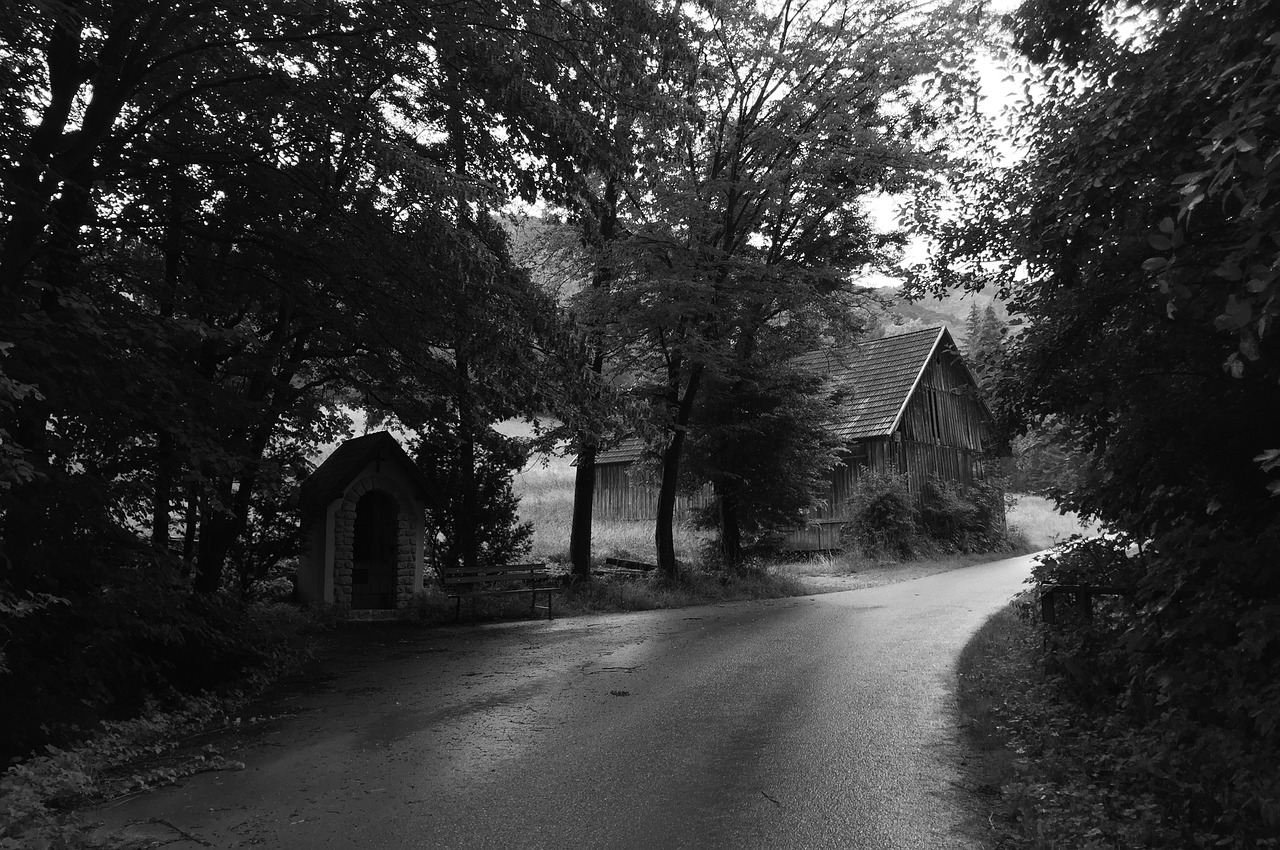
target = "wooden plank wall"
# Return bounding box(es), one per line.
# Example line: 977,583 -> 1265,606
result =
593,463 -> 714,522
898,350 -> 988,452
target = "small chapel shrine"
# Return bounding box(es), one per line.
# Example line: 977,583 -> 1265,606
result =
297,432 -> 434,615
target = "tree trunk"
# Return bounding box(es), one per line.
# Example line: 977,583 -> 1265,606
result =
716,480 -> 743,567
181,482 -> 199,577
151,434 -> 174,551
655,363 -> 704,581
456,354 -> 479,573
569,350 -> 607,580
192,483 -> 235,593
569,440 -> 597,580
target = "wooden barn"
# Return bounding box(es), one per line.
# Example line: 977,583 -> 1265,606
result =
593,325 -> 999,550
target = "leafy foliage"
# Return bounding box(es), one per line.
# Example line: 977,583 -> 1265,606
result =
418,427 -> 533,574
848,471 -> 1010,558
579,0 -> 988,576
934,3 -> 1280,841
934,0 -> 1280,531
0,0 -> 646,756
681,356 -> 843,560
1020,534 -> 1280,846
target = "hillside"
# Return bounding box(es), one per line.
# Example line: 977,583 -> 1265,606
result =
876,286 -> 1011,349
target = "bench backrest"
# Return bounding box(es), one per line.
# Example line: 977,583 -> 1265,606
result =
437,563 -> 548,586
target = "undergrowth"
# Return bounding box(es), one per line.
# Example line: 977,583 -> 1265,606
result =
0,602 -> 326,849
957,535 -> 1280,849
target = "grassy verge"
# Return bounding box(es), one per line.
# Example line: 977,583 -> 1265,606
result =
1005,494 -> 1103,552
1,602 -> 329,849
954,599 -> 1266,850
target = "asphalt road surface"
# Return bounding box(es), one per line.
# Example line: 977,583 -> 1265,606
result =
93,553 -> 1034,849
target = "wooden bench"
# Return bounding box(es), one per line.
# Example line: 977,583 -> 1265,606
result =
603,557 -> 657,572
1040,584 -> 1132,625
437,563 -> 559,622
595,557 -> 658,580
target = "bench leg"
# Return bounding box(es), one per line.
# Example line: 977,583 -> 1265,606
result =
1041,589 -> 1057,625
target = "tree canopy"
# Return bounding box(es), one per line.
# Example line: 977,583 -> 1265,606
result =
928,2 -> 1280,839
0,0 -> 659,757
933,0 -> 1280,532
576,0 -> 988,574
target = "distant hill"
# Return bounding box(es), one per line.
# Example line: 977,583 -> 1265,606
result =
874,286 -> 1010,350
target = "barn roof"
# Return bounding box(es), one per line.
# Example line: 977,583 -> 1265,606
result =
794,325 -> 959,441
595,439 -> 646,465
596,325 -> 966,465
299,431 -> 435,515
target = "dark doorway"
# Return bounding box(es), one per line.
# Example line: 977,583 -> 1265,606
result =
352,491 -> 397,609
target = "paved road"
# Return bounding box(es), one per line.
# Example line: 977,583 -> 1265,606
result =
93,554 -> 1034,849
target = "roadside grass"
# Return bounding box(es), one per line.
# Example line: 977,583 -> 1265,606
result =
1,603 -> 328,850
514,455 -> 711,565
510,455 -> 1090,603
1005,494 -> 1103,552
955,599 -> 1220,850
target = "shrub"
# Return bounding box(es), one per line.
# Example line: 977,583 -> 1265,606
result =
846,471 -> 1009,558
418,426 -> 533,571
1027,526 -> 1280,846
845,470 -> 921,557
0,565 -> 316,764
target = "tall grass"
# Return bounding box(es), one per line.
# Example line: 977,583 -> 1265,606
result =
1005,494 -> 1102,552
512,453 -> 710,566
511,448 -> 1098,575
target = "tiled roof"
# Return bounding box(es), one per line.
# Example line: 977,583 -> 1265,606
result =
596,439 -> 646,465
299,431 -> 436,514
794,325 -> 950,441
595,326 -> 955,466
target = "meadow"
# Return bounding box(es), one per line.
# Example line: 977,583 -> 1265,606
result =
511,448 -> 1101,581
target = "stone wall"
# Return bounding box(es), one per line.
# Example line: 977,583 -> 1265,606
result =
332,473 -> 419,610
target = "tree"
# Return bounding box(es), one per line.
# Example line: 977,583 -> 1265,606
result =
681,354 -> 843,563
965,302 -> 1007,393
930,3 -> 1280,838
550,2 -> 692,582
0,0 -> 660,596
933,0 -> 1280,533
0,0 -> 669,753
584,0 -> 985,578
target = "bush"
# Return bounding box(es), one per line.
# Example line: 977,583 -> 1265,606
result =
0,564 -> 316,764
1027,527 -> 1280,846
846,470 -> 920,557
846,471 -> 1009,558
418,426 -> 533,571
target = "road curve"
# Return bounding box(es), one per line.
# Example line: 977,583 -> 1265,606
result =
92,554 -> 1034,849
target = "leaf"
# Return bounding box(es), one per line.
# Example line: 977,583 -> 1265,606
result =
1142,257 -> 1167,272
1208,121 -> 1235,140
1148,234 -> 1173,251
1214,262 -> 1243,280
1254,449 -> 1280,469
1213,294 -> 1254,330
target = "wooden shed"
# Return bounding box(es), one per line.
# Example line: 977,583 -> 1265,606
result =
593,325 -> 999,549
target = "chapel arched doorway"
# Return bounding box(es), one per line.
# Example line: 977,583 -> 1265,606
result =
351,490 -> 397,609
